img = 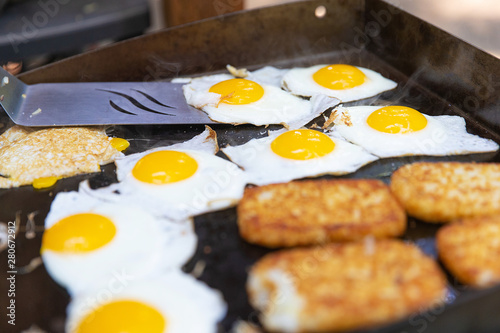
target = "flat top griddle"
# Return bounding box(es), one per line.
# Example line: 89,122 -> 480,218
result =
1,1 -> 500,332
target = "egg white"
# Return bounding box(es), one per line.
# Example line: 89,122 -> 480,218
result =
182,67 -> 339,127
330,105 -> 500,158
42,191 -> 197,296
221,129 -> 378,186
103,149 -> 246,219
281,65 -> 397,102
82,127 -> 247,220
66,270 -> 227,333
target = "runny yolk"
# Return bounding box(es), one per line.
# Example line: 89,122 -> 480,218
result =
32,176 -> 60,189
41,213 -> 116,253
76,300 -> 166,333
132,150 -> 198,184
313,64 -> 366,90
367,106 -> 428,134
110,137 -> 130,152
209,78 -> 264,105
271,129 -> 335,160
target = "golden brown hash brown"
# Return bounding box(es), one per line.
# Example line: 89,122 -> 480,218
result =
437,214 -> 500,288
248,239 -> 447,333
390,162 -> 500,223
0,126 -> 122,188
237,179 -> 406,247
0,125 -> 34,149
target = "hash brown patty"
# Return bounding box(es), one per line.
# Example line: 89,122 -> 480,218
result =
247,239 -> 447,332
390,162 -> 500,223
437,214 -> 500,288
237,179 -> 406,247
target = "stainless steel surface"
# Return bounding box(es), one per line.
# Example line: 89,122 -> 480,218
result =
0,66 -> 28,125
0,67 -> 215,126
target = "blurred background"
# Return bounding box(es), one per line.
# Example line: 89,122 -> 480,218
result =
248,0 -> 500,58
1,0 -> 499,74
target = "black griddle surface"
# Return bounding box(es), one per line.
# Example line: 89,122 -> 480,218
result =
1,50 -> 500,333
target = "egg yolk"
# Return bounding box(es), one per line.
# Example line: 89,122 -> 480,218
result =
313,64 -> 366,90
209,78 -> 264,105
76,300 -> 166,333
367,106 -> 428,134
271,129 -> 335,160
132,150 -> 198,184
110,137 -> 130,152
32,176 -> 60,189
41,213 -> 116,253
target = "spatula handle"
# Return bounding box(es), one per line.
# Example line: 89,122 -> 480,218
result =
0,66 -> 29,125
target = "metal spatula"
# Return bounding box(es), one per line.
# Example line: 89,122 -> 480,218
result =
0,67 -> 215,126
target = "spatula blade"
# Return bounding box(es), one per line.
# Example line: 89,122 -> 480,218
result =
0,67 -> 215,126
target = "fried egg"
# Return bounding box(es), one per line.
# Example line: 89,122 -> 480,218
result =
66,270 -> 227,333
82,127 -> 247,220
281,64 -> 397,102
0,126 -> 125,188
330,105 -> 499,158
182,66 -> 340,127
222,128 -> 378,185
41,191 -> 196,296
